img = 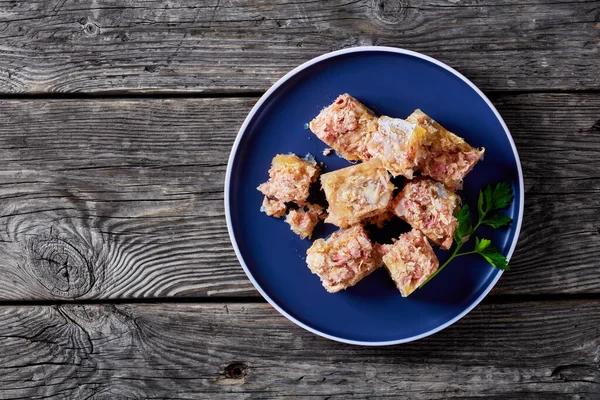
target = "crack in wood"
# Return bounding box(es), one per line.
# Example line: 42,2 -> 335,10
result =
56,306 -> 95,356
551,363 -> 600,384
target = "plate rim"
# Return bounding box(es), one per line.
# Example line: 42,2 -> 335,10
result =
224,46 -> 525,346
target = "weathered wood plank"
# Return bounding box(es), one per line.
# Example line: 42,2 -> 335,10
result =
0,301 -> 597,399
0,0 -> 598,94
0,94 -> 598,300
494,93 -> 600,295
0,98 -> 252,300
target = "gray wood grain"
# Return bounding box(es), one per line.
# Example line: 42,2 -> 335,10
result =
0,301 -> 597,399
495,93 -> 600,294
0,0 -> 598,94
0,94 -> 598,300
0,98 -> 251,300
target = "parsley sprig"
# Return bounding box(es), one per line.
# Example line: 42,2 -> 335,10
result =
419,181 -> 514,288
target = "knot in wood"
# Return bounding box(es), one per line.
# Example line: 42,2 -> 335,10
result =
29,237 -> 95,299
83,21 -> 100,36
224,362 -> 247,379
370,0 -> 410,24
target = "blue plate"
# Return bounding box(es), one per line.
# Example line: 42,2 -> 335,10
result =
225,47 -> 524,345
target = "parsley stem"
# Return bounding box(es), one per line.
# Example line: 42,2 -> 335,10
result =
419,246 -> 481,288
418,181 -> 513,290
419,241 -> 463,288
454,250 -> 477,257
419,215 -> 486,288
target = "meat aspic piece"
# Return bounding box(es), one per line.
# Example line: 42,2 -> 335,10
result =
391,178 -> 461,250
285,204 -> 326,240
380,229 -> 439,297
306,225 -> 381,293
257,153 -> 320,205
367,116 -> 426,179
320,159 -> 395,228
407,109 -> 484,191
260,197 -> 287,218
309,94 -> 379,162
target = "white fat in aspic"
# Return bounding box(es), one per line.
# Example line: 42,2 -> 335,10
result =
435,182 -> 448,198
378,116 -> 417,138
364,182 -> 381,203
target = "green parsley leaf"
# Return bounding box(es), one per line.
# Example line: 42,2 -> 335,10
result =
480,251 -> 509,271
454,204 -> 473,243
419,181 -> 514,290
481,181 -> 513,215
474,237 -> 509,271
474,236 -> 491,251
481,214 -> 512,229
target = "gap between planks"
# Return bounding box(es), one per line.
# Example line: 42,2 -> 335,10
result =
0,88 -> 600,101
0,293 -> 598,307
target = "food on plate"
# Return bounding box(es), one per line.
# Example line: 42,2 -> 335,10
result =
407,109 -> 485,190
380,229 -> 439,297
320,159 -> 395,228
258,154 -> 326,237
309,94 -> 378,161
260,196 -> 287,218
285,204 -> 327,239
422,181 -> 514,285
367,116 -> 427,178
257,153 -> 320,204
306,225 -> 381,293
256,94 -> 492,295
391,178 -> 461,250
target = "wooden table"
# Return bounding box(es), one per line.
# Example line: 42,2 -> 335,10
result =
0,1 -> 598,398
